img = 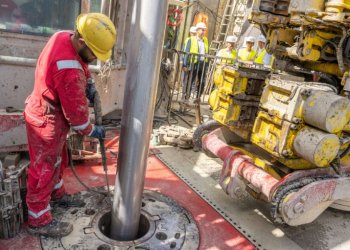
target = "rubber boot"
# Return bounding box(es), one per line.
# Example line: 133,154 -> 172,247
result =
27,219 -> 73,237
51,194 -> 86,208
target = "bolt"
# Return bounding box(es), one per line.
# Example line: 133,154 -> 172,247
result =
293,202 -> 304,214
282,150 -> 290,157
304,48 -> 312,55
291,124 -> 300,130
291,0 -> 298,8
292,117 -> 302,124
301,89 -> 309,97
300,195 -> 307,203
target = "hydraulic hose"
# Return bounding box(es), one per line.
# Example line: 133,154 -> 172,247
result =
67,137 -> 108,196
93,90 -> 111,198
67,85 -> 111,197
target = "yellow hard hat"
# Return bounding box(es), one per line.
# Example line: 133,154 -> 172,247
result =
76,13 -> 117,62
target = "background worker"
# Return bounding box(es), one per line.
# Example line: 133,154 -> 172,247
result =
181,25 -> 197,98
238,36 -> 256,62
254,35 -> 272,65
24,13 -> 116,237
216,35 -> 237,65
183,22 -> 209,99
183,25 -> 197,48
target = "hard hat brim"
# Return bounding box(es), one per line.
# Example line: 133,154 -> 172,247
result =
86,42 -> 112,62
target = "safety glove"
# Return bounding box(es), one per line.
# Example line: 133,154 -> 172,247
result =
86,78 -> 97,105
89,125 -> 105,139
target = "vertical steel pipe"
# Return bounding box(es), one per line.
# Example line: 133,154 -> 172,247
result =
100,0 -> 109,15
110,0 -> 168,241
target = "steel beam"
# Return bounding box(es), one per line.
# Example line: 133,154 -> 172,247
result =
110,0 -> 168,241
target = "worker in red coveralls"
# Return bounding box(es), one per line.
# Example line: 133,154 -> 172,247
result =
24,13 -> 116,237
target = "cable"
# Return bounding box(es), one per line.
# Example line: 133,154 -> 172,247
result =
170,110 -> 192,127
155,60 -> 169,111
67,135 -> 108,196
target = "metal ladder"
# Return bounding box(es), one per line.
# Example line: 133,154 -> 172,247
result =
203,0 -> 249,98
208,0 -> 237,56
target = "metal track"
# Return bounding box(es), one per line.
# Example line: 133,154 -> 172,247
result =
270,176 -> 334,223
157,154 -> 266,250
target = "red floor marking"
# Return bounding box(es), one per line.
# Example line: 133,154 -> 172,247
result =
0,134 -> 256,250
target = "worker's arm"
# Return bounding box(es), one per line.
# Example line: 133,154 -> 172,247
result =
55,69 -> 92,135
215,50 -> 222,64
86,78 -> 97,105
84,70 -> 96,105
263,53 -> 272,65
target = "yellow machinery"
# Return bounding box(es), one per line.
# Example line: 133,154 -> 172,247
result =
197,0 -> 350,225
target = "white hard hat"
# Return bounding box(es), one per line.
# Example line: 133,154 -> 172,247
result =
190,26 -> 197,33
196,22 -> 207,30
246,36 -> 255,43
226,35 -> 237,43
257,35 -> 267,43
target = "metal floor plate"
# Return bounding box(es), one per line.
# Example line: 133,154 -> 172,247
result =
41,189 -> 199,250
156,146 -> 350,250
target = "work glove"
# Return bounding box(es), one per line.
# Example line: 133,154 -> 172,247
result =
89,125 -> 105,139
86,78 -> 97,104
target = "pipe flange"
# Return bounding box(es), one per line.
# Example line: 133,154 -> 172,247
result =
41,189 -> 199,250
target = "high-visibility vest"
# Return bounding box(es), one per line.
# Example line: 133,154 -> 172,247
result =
217,48 -> 237,64
254,49 -> 267,64
189,36 -> 209,63
238,48 -> 257,62
183,36 -> 191,50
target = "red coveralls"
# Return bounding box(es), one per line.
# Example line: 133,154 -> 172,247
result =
24,31 -> 93,227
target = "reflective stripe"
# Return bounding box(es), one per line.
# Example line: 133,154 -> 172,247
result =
54,179 -> 63,190
28,205 -> 51,219
54,157 -> 62,168
72,120 -> 90,131
56,60 -> 83,71
88,125 -> 95,136
24,111 -> 45,125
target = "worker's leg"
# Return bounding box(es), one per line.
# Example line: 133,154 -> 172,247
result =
25,124 -> 52,227
51,143 -> 85,208
190,62 -> 199,97
51,143 -> 67,200
26,122 -> 63,227
181,71 -> 189,99
197,61 -> 207,98
25,113 -> 72,236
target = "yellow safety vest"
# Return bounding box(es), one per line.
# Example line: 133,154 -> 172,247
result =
183,36 -> 192,49
189,36 -> 209,63
254,49 -> 267,64
238,48 -> 257,62
217,48 -> 237,64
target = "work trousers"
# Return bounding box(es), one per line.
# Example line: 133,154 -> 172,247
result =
191,61 -> 208,98
24,111 -> 69,227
